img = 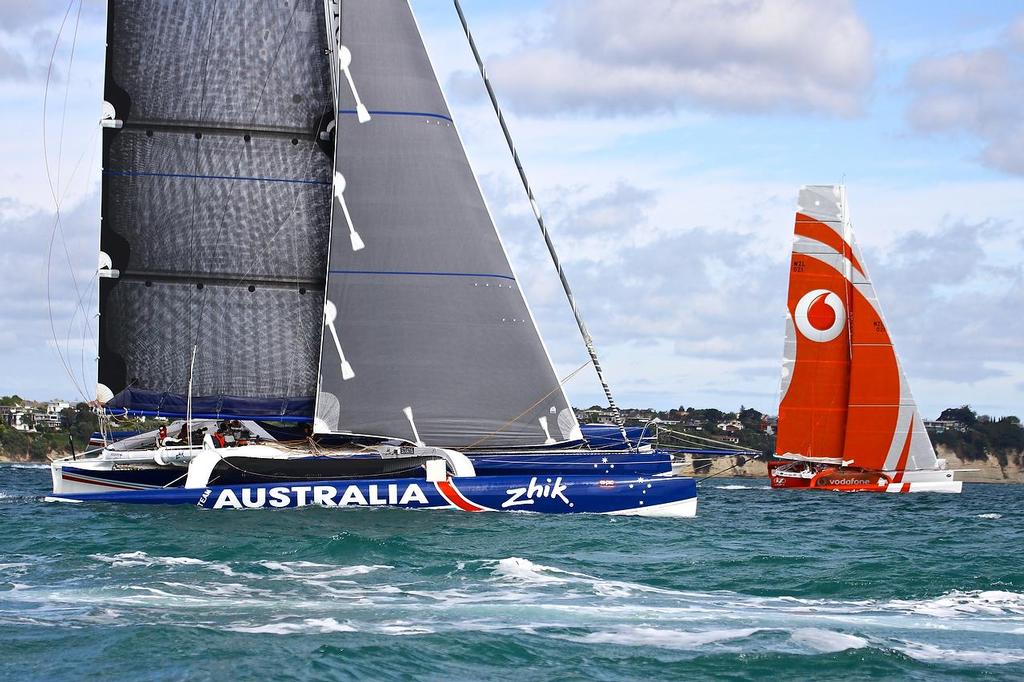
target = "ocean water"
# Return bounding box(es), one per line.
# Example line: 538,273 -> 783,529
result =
1,465 -> 1022,681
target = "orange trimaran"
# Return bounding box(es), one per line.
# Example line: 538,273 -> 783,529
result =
769,185 -> 962,493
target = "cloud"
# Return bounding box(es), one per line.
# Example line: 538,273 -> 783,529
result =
867,219 -> 1022,385
0,0 -> 104,32
905,15 -> 1024,175
484,172 -> 1023,414
0,193 -> 100,401
449,0 -> 874,117
0,44 -> 30,80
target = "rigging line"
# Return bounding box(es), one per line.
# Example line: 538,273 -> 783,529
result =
56,0 -> 83,192
658,426 -> 756,452
42,0 -> 74,205
453,0 -> 631,449
51,120 -> 101,399
43,0 -> 90,403
465,360 -> 590,450
695,461 -> 746,484
47,119 -> 102,394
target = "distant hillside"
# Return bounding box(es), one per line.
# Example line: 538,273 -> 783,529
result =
2,395 -> 1020,474
928,405 -> 1024,467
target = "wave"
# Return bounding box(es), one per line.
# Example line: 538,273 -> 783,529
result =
976,513 -> 1003,519
258,560 -> 392,580
224,617 -> 358,635
885,590 -> 1024,618
789,628 -> 868,653
571,626 -> 761,649
896,640 -> 1024,665
0,463 -> 51,469
482,558 -> 1024,625
92,551 -> 208,568
90,551 -> 243,577
712,484 -> 769,490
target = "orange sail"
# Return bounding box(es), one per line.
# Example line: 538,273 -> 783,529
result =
772,186 -> 960,493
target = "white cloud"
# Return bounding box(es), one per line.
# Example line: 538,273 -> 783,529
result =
484,173 -> 1024,416
448,0 -> 874,117
905,15 -> 1024,175
0,193 -> 100,401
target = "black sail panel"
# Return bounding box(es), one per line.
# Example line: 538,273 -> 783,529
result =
315,0 -> 581,448
98,0 -> 333,420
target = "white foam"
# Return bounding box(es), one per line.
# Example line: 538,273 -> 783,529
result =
90,551 -> 243,576
1,463 -> 50,469
574,626 -> 761,649
488,557 -> 677,598
491,557 -> 571,585
225,617 -> 357,635
887,590 -> 1024,618
790,628 -> 868,653
897,641 -> 1024,665
377,622 -> 435,635
713,485 -> 769,490
976,513 -> 1003,519
92,551 -> 207,568
0,562 -> 30,571
258,561 -> 392,579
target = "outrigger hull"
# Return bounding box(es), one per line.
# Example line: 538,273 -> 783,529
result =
46,474 -> 697,517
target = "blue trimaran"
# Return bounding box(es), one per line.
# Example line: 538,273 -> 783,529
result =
48,0 -> 697,516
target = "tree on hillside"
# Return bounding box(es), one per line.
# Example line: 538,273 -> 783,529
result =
937,405 -> 977,427
739,407 -> 763,427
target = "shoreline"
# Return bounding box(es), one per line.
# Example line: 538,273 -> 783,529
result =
671,447 -> 1024,484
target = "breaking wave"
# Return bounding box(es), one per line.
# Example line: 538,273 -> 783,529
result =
712,484 -> 770,490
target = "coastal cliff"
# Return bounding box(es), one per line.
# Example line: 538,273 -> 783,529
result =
671,447 -> 1024,483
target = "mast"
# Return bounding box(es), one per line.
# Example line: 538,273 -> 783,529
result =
452,0 -> 630,445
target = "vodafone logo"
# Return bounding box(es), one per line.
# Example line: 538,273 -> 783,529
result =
794,289 -> 846,342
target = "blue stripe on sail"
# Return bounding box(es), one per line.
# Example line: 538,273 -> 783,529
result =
329,269 -> 516,282
339,109 -> 454,123
103,170 -> 331,186
109,408 -> 314,423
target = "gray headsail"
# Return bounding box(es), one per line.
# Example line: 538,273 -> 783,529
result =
98,0 -> 333,420
315,0 -> 581,448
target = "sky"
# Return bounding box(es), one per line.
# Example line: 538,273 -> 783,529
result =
0,0 -> 1021,418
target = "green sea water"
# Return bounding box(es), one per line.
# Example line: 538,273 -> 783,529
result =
1,464 -> 1022,681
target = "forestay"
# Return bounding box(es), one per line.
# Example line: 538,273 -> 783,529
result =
315,0 -> 581,449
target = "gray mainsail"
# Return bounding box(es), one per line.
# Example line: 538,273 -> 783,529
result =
315,0 -> 581,448
98,0 -> 333,419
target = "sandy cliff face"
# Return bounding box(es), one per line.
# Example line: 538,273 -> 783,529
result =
671,453 -> 769,478
934,445 -> 1023,483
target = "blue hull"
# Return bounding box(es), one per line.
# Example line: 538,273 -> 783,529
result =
48,474 -> 697,516
468,451 -> 672,477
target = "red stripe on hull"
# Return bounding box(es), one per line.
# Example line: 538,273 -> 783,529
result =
435,480 -> 486,512
61,473 -> 151,491
768,462 -> 890,493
